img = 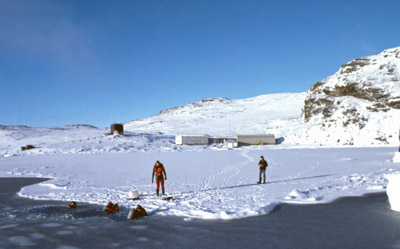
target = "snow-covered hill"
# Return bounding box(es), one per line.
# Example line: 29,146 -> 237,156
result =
301,46 -> 400,146
125,92 -> 307,138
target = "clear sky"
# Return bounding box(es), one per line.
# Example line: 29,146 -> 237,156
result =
1,0 -> 399,128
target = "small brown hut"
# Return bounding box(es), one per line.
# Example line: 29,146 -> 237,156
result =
111,123 -> 124,135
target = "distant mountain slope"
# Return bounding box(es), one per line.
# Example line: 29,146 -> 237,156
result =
300,46 -> 400,146
124,92 -> 307,137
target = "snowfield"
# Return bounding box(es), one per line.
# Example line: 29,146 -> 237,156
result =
1,139 -> 399,219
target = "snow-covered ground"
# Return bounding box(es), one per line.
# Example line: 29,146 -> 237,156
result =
1,139 -> 398,219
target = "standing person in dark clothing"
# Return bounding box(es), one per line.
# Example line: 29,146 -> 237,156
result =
258,156 -> 268,184
152,160 -> 167,196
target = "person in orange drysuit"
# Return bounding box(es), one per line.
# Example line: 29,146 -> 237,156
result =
152,160 -> 167,196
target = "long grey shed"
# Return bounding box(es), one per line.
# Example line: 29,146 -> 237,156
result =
237,134 -> 276,145
175,135 -> 209,145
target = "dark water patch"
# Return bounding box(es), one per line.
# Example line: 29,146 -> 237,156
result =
1,178 -> 400,249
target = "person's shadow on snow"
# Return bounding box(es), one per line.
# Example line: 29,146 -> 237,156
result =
194,174 -> 336,193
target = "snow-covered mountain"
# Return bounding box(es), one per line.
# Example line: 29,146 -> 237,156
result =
301,46 -> 400,146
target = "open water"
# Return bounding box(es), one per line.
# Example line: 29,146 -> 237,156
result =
1,177 -> 400,249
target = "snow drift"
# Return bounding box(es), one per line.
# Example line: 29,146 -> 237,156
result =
386,173 -> 400,212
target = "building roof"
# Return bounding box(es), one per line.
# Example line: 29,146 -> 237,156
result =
237,134 -> 275,138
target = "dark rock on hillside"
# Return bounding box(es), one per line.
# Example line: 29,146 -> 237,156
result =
299,46 -> 400,145
304,47 -> 400,123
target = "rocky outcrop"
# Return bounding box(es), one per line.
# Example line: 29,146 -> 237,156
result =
302,47 -> 400,145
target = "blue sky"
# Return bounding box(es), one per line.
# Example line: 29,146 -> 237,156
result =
1,0 -> 399,128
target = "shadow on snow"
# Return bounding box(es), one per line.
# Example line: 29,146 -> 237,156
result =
199,174 -> 336,193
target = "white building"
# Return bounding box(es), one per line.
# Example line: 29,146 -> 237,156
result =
223,139 -> 238,148
237,134 -> 276,145
175,135 -> 209,145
